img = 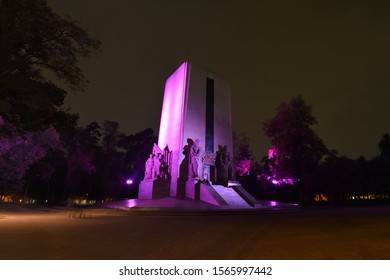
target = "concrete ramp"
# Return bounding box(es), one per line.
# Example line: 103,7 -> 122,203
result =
198,184 -> 228,207
212,185 -> 252,208
231,185 -> 262,207
198,183 -> 254,208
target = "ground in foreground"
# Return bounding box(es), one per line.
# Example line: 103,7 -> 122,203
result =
1,204 -> 389,259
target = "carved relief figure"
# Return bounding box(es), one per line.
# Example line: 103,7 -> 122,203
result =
158,154 -> 169,179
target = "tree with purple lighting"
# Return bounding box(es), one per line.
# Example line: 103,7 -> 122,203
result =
0,0 -> 100,200
233,132 -> 263,195
260,147 -> 295,185
263,95 -> 328,203
0,125 -> 61,193
236,159 -> 251,177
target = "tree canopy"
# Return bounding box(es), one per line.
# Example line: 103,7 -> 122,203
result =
0,0 -> 101,91
378,133 -> 390,159
0,0 -> 101,196
0,0 -> 101,134
263,95 -> 328,202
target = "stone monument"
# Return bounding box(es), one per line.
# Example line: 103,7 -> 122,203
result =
138,62 -> 259,207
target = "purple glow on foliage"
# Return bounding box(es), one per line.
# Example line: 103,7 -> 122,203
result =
261,146 -> 295,186
269,177 -> 294,185
158,62 -> 188,151
126,179 -> 133,185
258,174 -> 295,186
236,159 -> 251,176
268,147 -> 277,159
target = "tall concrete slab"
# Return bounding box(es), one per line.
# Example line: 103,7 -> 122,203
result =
138,62 -> 256,207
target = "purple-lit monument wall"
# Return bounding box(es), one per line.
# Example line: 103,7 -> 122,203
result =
158,62 -> 188,152
157,62 -> 189,196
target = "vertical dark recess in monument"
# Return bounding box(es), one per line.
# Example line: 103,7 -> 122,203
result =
206,77 -> 214,153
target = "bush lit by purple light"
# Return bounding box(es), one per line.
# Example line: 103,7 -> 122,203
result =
258,174 -> 295,186
260,147 -> 295,186
270,177 -> 295,185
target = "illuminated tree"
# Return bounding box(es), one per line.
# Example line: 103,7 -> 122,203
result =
236,159 -> 251,177
0,0 -> 100,198
263,95 -> 328,203
0,125 -> 61,193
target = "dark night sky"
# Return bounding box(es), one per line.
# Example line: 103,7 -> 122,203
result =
47,0 -> 390,160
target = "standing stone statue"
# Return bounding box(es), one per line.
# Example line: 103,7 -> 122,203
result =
179,138 -> 192,181
216,145 -> 231,184
152,152 -> 161,179
189,139 -> 201,179
143,154 -> 154,181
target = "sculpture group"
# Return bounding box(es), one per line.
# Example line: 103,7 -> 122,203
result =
144,139 -> 233,185
143,144 -> 171,181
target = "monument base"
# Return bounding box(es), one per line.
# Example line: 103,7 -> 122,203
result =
138,179 -> 171,199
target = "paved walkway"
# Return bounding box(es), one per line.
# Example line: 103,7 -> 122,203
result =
1,203 -> 390,259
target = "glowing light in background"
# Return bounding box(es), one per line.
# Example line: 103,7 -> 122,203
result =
126,179 -> 133,185
158,62 -> 188,151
